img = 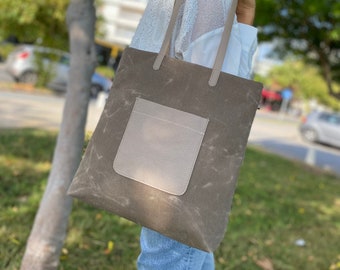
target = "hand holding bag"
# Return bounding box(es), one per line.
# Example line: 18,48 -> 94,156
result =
68,0 -> 263,252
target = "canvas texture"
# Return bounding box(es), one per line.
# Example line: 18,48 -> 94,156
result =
68,0 -> 263,252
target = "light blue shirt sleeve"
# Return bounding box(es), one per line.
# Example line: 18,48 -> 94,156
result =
181,22 -> 257,79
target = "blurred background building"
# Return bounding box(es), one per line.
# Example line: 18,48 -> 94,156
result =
96,0 -> 148,66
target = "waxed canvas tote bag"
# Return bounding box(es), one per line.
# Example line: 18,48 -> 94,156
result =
68,0 -> 263,252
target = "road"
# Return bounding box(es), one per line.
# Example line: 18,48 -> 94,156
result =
0,89 -> 340,177
250,112 -> 340,176
0,90 -> 102,131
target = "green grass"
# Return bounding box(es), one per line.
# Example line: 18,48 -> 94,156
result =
1,128 -> 339,270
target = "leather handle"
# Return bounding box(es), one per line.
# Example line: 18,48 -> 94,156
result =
153,0 -> 239,87
153,0 -> 184,70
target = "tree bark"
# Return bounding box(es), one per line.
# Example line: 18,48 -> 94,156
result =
319,52 -> 340,100
20,0 -> 97,269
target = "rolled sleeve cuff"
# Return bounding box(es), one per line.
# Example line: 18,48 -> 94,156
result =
238,23 -> 258,79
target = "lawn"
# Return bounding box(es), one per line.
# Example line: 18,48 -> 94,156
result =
0,128 -> 339,270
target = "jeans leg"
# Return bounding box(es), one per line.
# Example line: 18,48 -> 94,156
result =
137,227 -> 215,270
201,252 -> 215,270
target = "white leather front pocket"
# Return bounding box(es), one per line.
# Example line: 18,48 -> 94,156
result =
113,98 -> 209,195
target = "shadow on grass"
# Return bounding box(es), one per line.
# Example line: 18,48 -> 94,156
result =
0,129 -> 339,270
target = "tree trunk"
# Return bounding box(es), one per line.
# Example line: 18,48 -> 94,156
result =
316,46 -> 340,100
20,0 -> 97,269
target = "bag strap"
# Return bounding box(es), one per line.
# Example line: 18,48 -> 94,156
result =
153,0 -> 239,87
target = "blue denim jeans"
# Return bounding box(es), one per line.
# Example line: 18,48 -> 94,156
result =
137,227 -> 215,270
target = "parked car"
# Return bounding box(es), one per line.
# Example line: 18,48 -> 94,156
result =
261,88 -> 282,111
5,45 -> 112,97
299,111 -> 340,148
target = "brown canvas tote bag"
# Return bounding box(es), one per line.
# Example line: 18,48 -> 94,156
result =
68,0 -> 263,252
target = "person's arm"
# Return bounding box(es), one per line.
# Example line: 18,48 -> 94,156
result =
236,0 -> 256,25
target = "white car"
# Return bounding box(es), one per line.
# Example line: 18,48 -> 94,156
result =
300,111 -> 340,148
5,45 -> 112,97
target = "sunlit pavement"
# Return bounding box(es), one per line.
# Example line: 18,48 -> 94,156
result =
0,89 -> 102,131
0,88 -> 339,177
250,109 -> 340,176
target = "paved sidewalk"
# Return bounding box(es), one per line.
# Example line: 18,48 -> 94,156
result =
0,89 -> 103,131
0,87 -> 299,133
1,88 -> 340,176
